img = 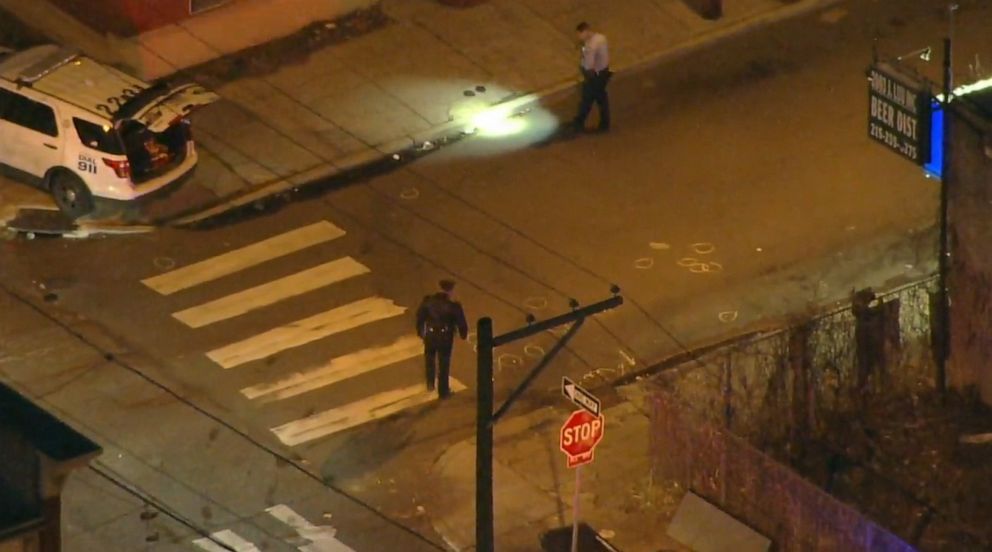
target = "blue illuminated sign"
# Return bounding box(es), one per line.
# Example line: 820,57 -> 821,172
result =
923,99 -> 944,179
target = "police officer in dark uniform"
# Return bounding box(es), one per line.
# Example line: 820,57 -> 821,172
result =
416,279 -> 468,399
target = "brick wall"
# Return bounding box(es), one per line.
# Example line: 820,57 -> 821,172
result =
46,0 -> 371,38
48,0 -> 190,36
946,101 -> 992,403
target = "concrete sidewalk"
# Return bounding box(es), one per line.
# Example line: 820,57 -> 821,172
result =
426,384 -> 687,551
0,0 -> 837,226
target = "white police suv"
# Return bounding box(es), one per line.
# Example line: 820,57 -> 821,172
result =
0,45 -> 218,218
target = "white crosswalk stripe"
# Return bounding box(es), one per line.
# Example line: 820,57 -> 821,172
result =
241,335 -> 423,402
191,505 -> 357,551
266,504 -> 356,552
143,220 -> 344,295
206,296 -> 406,369
173,257 -> 370,328
271,380 -> 467,446
140,219 -> 468,448
192,529 -> 261,552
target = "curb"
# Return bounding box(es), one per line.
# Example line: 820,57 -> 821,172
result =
0,205 -> 157,238
167,118 -> 471,227
168,0 -> 839,227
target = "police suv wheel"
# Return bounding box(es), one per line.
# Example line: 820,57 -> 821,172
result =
50,172 -> 93,220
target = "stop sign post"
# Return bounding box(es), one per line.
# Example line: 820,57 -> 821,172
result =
559,409 -> 605,468
559,409 -> 605,552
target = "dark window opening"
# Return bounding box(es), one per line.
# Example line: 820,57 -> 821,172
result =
0,89 -> 58,137
72,118 -> 124,154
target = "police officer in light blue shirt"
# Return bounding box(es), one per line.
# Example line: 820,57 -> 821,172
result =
572,21 -> 611,132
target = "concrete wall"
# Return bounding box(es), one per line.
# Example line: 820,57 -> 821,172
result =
946,101 -> 992,404
6,0 -> 378,79
48,0 -> 375,36
49,0 -> 206,36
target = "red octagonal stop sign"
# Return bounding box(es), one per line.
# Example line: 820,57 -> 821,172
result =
559,409 -> 605,468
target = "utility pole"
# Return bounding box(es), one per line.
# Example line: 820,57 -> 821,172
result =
476,288 -> 623,552
936,3 -> 958,395
476,316 -> 495,552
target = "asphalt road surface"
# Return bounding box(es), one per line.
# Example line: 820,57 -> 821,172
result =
1,0 -> 981,549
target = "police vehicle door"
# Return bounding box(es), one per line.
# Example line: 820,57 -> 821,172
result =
0,87 -> 62,178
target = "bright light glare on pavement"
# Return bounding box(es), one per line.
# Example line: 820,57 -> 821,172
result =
465,105 -> 528,137
450,100 -> 530,137
445,98 -> 558,158
387,78 -> 558,154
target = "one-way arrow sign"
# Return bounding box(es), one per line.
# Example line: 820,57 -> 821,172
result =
562,376 -> 601,416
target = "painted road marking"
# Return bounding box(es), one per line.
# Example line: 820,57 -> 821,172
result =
142,221 -> 345,295
173,257 -> 370,328
241,335 -> 422,402
266,504 -> 356,552
192,529 -> 261,552
271,379 -> 467,446
207,296 -> 406,369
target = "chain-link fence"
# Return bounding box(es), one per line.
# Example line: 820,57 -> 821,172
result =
653,278 -> 938,443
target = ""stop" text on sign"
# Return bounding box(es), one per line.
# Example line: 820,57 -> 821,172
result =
561,418 -> 602,446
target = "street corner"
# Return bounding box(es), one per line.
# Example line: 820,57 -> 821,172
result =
426,440 -> 478,551
0,173 -> 56,238
126,175 -> 228,227
426,434 -> 564,552
1,197 -> 159,240
0,163 -> 203,239
0,173 -> 144,240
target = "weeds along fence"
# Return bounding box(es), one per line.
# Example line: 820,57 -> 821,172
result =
651,277 -> 938,443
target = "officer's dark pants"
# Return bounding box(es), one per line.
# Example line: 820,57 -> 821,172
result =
424,341 -> 453,397
573,71 -> 611,130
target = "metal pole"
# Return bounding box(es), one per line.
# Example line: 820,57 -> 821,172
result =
476,317 -> 495,552
571,465 -> 582,552
492,319 -> 584,424
936,35 -> 952,394
473,291 -> 621,551
493,295 -> 622,347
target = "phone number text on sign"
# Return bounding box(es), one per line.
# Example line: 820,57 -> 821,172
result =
869,121 -> 918,160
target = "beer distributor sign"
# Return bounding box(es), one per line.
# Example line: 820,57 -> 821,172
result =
868,64 -> 931,165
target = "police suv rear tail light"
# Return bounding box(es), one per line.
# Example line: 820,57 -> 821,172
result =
102,158 -> 131,179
